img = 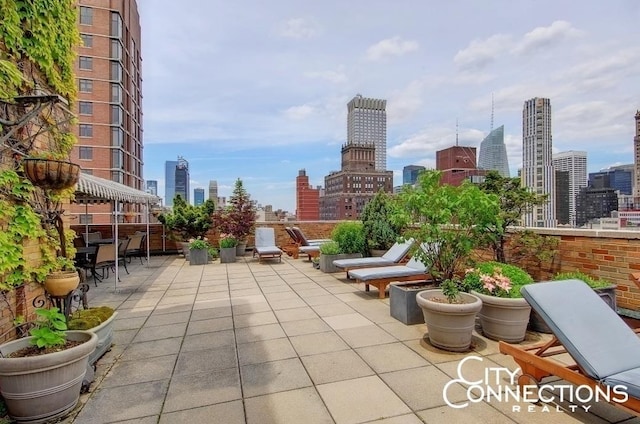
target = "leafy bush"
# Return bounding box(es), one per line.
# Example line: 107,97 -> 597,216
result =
554,271 -> 612,289
441,279 -> 461,303
462,261 -> 533,298
158,195 -> 215,241
331,221 -> 366,255
361,191 -> 402,252
189,237 -> 210,250
208,247 -> 219,259
319,241 -> 341,255
219,235 -> 237,248
29,308 -> 67,348
212,179 -> 256,241
68,306 -> 114,330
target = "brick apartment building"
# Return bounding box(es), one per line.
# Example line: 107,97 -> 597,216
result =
295,169 -> 320,220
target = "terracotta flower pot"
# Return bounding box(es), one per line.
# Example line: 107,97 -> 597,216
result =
44,270 -> 80,297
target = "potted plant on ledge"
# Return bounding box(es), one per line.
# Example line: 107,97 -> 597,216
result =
319,221 -> 365,273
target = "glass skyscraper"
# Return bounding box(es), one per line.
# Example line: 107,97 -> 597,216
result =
164,160 -> 177,207
478,125 -> 509,177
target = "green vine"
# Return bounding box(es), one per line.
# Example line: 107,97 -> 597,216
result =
0,0 -> 80,100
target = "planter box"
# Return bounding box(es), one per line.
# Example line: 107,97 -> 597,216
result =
320,253 -> 362,273
390,282 -> 435,325
189,248 -> 209,265
236,242 -> 247,256
220,247 -> 236,263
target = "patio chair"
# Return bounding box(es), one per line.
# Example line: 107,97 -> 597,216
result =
281,227 -> 328,260
82,231 -> 102,245
253,228 -> 283,263
117,238 -> 130,275
124,233 -> 144,264
291,227 -> 331,246
333,239 -> 414,278
499,279 -> 640,414
79,243 -> 117,286
347,255 -> 428,299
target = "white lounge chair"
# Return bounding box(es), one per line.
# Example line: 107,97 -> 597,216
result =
333,239 -> 414,277
347,256 -> 427,299
253,228 -> 282,263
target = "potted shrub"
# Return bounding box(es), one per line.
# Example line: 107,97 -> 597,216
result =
416,279 -> 482,352
319,222 -> 365,273
219,235 -> 237,264
67,306 -> 117,366
361,191 -> 402,256
462,262 -> 534,342
0,308 -> 98,423
158,195 -> 216,259
213,179 -> 256,256
188,237 -> 211,265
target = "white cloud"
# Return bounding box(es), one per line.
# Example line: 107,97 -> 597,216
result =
454,34 -> 512,69
283,104 -> 315,120
388,127 -> 485,159
366,36 -> 419,61
304,69 -> 348,84
512,20 -> 582,55
279,18 -> 320,39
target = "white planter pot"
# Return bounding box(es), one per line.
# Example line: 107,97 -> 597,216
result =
416,289 -> 482,352
471,291 -> 531,343
87,312 -> 117,366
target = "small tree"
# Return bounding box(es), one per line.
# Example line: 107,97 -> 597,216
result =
158,195 -> 215,240
360,191 -> 403,253
213,179 -> 256,241
392,170 -> 501,282
478,171 -> 548,263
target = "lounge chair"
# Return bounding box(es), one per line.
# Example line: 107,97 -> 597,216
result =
499,279 -> 640,414
253,228 -> 282,263
347,256 -> 428,299
333,239 -> 414,278
281,227 -> 329,260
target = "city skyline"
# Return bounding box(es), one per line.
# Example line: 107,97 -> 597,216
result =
138,0 -> 640,211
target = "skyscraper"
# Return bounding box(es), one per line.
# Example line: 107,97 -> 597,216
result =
194,188 -> 204,206
296,169 -> 319,220
552,151 -> 587,227
70,0 -> 142,223
522,97 -> 555,227
174,156 -> 189,203
403,165 -> 425,185
208,180 -> 218,206
634,111 -> 640,198
478,125 -> 510,177
347,95 -> 387,170
589,164 -> 634,195
164,160 -> 178,206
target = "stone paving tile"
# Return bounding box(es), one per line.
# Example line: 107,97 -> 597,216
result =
289,331 -> 349,356
416,403 -> 517,424
300,350 -> 374,385
144,311 -> 191,327
114,316 -> 147,331
365,415 -> 424,424
134,322 -> 188,343
244,387 -> 334,424
186,316 -> 234,335
237,338 -> 298,365
163,368 -> 241,412
158,400 -> 245,424
232,301 -> 272,315
235,323 -> 286,344
73,380 -> 169,424
323,312 -> 374,330
174,345 -> 237,376
311,302 -> 355,317
356,342 -> 429,373
281,317 -> 331,336
240,357 -> 312,398
273,307 -> 317,322
269,297 -> 308,310
317,375 -> 411,424
336,325 -> 396,348
102,354 -> 177,388
234,311 -> 279,328
120,337 -> 183,361
189,306 -> 232,321
181,329 -> 235,352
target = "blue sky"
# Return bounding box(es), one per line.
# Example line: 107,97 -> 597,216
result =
138,0 -> 640,212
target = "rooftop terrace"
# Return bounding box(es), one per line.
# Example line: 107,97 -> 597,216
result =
64,254 -> 639,424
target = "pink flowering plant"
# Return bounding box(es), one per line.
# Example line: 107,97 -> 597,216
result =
462,261 -> 533,298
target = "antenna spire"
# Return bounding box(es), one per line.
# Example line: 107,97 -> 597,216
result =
490,93 -> 494,132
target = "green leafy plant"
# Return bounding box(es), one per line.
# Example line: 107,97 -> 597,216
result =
462,261 -> 533,298
554,271 -> 612,289
319,241 -> 341,255
29,307 -> 67,348
331,221 -> 366,255
361,191 -> 403,252
219,235 -> 237,248
207,247 -> 219,259
440,279 -> 461,303
392,170 -> 501,282
158,195 -> 215,241
212,179 -> 256,242
189,237 -> 210,250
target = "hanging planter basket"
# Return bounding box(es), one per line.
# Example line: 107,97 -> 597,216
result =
23,158 -> 80,190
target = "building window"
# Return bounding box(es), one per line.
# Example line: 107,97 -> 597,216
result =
80,33 -> 93,47
110,61 -> 122,82
111,170 -> 123,184
79,56 -> 92,70
110,105 -> 123,125
79,101 -> 93,115
79,6 -> 93,25
79,79 -> 92,93
111,127 -> 124,147
110,12 -> 122,38
111,83 -> 122,103
79,124 -> 93,137
110,40 -> 122,60
79,146 -> 93,159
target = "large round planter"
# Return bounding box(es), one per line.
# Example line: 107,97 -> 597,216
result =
87,312 -> 117,366
44,270 -> 80,297
220,247 -> 236,263
471,291 -> 531,343
236,241 -> 247,256
416,289 -> 482,352
23,158 -> 80,191
0,330 -> 98,423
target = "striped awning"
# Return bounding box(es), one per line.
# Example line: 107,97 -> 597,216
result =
74,173 -> 160,205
